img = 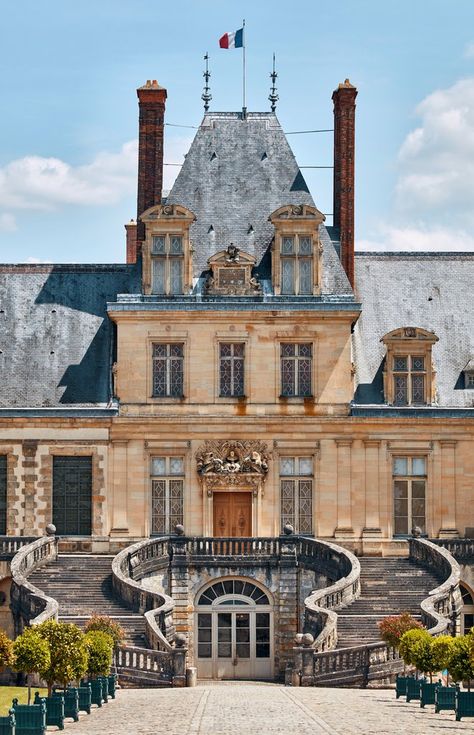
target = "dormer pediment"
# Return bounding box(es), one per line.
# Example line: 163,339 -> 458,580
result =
207,247 -> 256,267
140,203 -> 196,224
205,245 -> 261,296
269,204 -> 325,224
381,327 -> 439,345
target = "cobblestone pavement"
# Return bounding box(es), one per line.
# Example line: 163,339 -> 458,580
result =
58,684 -> 474,735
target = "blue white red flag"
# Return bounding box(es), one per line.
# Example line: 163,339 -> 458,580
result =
219,28 -> 244,49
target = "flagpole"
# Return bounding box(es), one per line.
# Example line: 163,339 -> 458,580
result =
242,19 -> 246,118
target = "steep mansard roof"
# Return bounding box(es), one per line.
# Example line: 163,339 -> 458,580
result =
353,253 -> 474,408
166,112 -> 352,296
0,264 -> 140,408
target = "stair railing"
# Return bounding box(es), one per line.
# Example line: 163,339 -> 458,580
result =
10,534 -> 59,630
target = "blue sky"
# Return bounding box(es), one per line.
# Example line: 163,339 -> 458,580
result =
1,0 -> 474,262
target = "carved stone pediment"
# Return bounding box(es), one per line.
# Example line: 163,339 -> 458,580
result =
205,245 -> 261,296
269,204 -> 325,222
196,440 -> 269,478
140,203 -> 196,222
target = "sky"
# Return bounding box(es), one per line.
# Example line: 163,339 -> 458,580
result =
1,0 -> 474,263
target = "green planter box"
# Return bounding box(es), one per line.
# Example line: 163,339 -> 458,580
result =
456,689 -> 474,721
34,693 -> 64,730
435,685 -> 456,713
395,675 -> 409,699
420,681 -> 439,708
0,711 -> 15,735
97,677 -> 109,703
52,689 -> 79,722
11,698 -> 46,735
77,684 -> 92,715
89,678 -> 103,707
108,673 -> 118,699
406,676 -> 424,702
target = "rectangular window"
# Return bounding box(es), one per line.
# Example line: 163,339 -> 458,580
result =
468,373 -> 474,388
393,355 -> 426,405
151,456 -> 184,534
393,456 -> 426,536
280,343 -> 312,397
152,343 -> 184,398
219,343 -> 245,397
52,456 -> 92,536
280,235 -> 313,295
0,456 -> 6,535
280,456 -> 313,534
150,234 -> 184,295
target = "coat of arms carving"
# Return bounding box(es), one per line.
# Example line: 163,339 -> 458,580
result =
196,440 -> 269,477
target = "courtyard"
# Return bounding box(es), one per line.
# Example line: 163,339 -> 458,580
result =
57,684 -> 473,734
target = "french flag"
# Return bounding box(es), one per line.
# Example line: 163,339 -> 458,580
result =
219,28 -> 244,49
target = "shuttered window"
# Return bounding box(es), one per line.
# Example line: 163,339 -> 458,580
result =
52,456 -> 92,536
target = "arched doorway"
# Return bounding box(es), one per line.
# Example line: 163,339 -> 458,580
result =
195,577 -> 274,680
460,583 -> 474,634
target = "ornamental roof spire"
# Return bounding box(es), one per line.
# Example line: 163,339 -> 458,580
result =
268,53 -> 279,113
201,53 -> 212,113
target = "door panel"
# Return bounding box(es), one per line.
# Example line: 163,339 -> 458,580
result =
213,493 -> 252,537
53,456 -> 92,535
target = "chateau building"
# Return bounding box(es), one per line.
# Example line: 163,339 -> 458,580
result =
1,77 -> 474,682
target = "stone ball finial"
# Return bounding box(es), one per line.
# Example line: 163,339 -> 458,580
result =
302,633 -> 314,647
411,526 -> 422,538
175,633 -> 187,648
45,523 -> 56,537
294,633 -> 304,646
174,524 -> 185,537
283,523 -> 294,536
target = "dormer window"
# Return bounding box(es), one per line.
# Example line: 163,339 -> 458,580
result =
280,235 -> 312,295
462,359 -> 474,389
269,204 -> 325,296
381,327 -> 438,406
151,234 -> 184,294
140,204 -> 195,296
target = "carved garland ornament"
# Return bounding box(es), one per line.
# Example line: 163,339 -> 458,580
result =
196,440 -> 269,479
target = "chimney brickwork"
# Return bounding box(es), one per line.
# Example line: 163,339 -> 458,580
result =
125,220 -> 138,264
332,80 -> 357,289
136,80 -> 167,244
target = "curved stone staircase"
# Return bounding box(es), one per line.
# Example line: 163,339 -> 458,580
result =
336,557 -> 443,649
29,554 -> 147,647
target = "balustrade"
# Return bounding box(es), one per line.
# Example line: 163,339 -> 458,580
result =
10,535 -> 58,628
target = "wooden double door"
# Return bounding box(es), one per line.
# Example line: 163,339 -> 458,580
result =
213,492 -> 252,537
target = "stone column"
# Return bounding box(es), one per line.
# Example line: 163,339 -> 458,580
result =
170,538 -> 192,659
438,440 -> 458,538
110,440 -> 129,536
334,439 -> 354,537
22,440 -> 39,536
362,440 -> 382,537
277,537 -> 299,677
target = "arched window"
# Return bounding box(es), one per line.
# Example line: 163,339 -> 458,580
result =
460,583 -> 474,634
197,579 -> 270,606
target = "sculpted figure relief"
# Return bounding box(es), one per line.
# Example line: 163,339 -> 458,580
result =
196,440 -> 269,476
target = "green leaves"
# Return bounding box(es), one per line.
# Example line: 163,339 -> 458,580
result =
84,631 -> 114,678
447,635 -> 474,688
35,620 -> 88,690
399,628 -> 431,667
0,629 -> 14,671
84,615 -> 124,651
13,628 -> 50,676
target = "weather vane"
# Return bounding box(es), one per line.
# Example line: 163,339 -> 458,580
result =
269,53 -> 279,113
202,53 -> 212,113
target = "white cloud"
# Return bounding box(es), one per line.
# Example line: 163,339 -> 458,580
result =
465,41 -> 474,59
0,134 -> 192,215
0,213 -> 17,232
358,225 -> 474,252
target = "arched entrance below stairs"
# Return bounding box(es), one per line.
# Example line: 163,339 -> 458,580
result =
195,577 -> 274,680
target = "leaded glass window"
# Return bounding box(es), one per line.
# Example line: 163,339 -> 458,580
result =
150,234 -> 184,295
393,355 -> 426,405
219,343 -> 245,397
151,456 -> 184,534
280,235 -> 313,295
280,343 -> 312,397
280,456 -> 313,533
393,456 -> 426,536
152,343 -> 184,398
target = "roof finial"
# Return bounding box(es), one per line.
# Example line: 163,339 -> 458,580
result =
201,53 -> 212,113
269,53 -> 279,113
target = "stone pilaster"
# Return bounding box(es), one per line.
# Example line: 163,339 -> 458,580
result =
277,537 -> 299,676
438,440 -> 459,538
334,439 -> 354,537
22,440 -> 39,536
362,440 -> 382,537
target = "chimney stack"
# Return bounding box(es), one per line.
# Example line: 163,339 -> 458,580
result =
332,79 -> 357,289
125,220 -> 138,264
136,80 -> 167,245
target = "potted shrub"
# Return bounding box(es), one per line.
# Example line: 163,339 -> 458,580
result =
448,634 -> 474,721
399,629 -> 429,701
35,620 -> 88,722
419,635 -> 455,708
13,627 -> 50,705
378,613 -> 423,698
84,631 -> 114,706
84,614 -> 124,698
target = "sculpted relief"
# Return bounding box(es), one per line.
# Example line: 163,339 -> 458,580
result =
196,440 -> 269,477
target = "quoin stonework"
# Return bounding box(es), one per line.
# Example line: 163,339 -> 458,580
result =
1,76 -> 473,686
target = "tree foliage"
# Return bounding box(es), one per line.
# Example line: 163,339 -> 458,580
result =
0,629 -> 14,671
399,628 -> 431,668
35,620 -> 88,694
84,615 -> 124,651
447,635 -> 474,691
431,635 -> 455,677
84,631 -> 113,678
377,613 -> 424,650
13,628 -> 50,704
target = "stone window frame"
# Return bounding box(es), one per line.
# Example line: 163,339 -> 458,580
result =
279,234 -> 314,295
381,327 -> 438,406
279,342 -> 314,398
145,440 -> 190,537
274,442 -> 320,537
279,455 -> 314,535
213,332 -> 250,402
147,334 -> 189,403
150,233 -> 185,295
386,443 -> 433,539
150,455 -> 185,535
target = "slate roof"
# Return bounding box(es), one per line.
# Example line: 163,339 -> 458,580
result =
0,264 -> 140,407
353,253 -> 474,407
166,112 -> 352,297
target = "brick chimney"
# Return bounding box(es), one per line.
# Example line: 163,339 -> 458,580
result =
125,219 -> 138,264
136,79 -> 167,245
332,79 -> 357,289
